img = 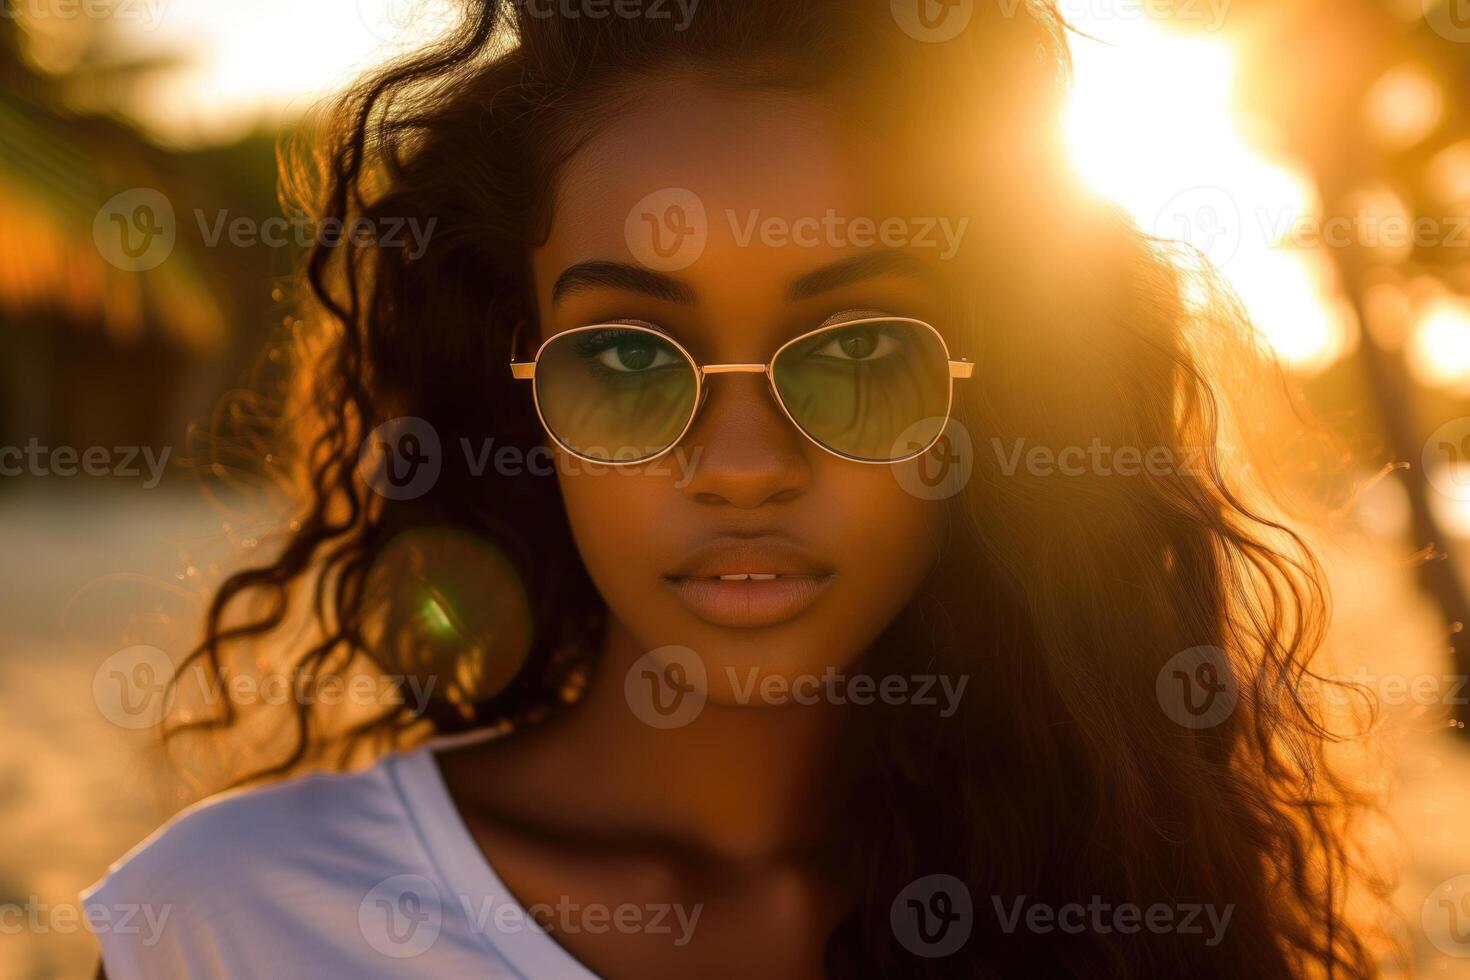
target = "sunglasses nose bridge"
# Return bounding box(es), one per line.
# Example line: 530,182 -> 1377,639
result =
691,363 -> 782,423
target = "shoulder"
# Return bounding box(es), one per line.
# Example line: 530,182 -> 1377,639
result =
92,752 -> 412,897
81,750 -> 437,980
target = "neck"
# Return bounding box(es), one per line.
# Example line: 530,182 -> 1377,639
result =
475,617 -> 853,865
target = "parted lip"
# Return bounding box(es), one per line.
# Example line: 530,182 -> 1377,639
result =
664,536 -> 836,581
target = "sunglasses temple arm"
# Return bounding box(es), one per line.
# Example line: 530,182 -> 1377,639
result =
949,360 -> 974,379
510,361 -> 536,380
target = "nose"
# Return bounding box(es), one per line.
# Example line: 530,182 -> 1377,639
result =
678,373 -> 813,508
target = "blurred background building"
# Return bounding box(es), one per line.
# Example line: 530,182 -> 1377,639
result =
3,0 -> 1470,975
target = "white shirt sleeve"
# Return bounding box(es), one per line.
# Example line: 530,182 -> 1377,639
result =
77,752 -> 548,979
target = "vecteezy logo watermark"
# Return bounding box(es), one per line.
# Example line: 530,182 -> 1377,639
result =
1424,417 -> 1470,502
1423,874 -> 1470,957
1,0 -> 169,30
624,645 -> 708,729
515,0 -> 699,29
0,439 -> 171,487
890,0 -> 973,43
5,897 -> 172,944
357,877 -> 704,958
96,190 -> 437,269
94,188 -> 176,271
1156,645 -> 1238,729
356,0 -> 462,45
359,417 -> 443,501
891,875 -> 973,958
1152,186 -> 1242,270
358,422 -> 707,499
992,896 -> 1234,946
1424,0 -> 1470,44
1048,0 -> 1231,31
93,645 -> 173,730
625,188 -> 708,273
624,648 -> 970,729
896,0 -> 1232,37
359,874 -> 443,958
624,190 -> 970,269
891,418 -> 974,501
93,647 -> 441,729
357,0 -> 414,42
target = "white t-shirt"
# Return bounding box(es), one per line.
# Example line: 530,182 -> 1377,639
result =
82,742 -> 602,979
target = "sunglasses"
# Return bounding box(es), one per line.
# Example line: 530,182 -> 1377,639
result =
510,316 -> 972,465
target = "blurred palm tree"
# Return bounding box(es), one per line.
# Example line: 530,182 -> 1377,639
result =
1225,0 -> 1470,722
0,7 -> 279,466
0,13 -> 224,354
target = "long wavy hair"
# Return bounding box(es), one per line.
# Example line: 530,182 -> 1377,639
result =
166,0 -> 1394,975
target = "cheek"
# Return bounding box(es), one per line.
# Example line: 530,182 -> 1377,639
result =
816,466 -> 945,631
559,472 -> 639,555
555,464 -> 672,610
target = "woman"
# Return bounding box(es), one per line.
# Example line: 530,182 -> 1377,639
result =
84,0 -> 1388,976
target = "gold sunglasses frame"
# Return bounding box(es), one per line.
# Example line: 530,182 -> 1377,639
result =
509,316 -> 974,466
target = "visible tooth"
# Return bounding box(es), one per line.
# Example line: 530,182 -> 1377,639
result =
748,573 -> 777,581
719,574 -> 750,581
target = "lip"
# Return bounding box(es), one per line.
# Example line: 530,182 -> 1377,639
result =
664,538 -> 836,629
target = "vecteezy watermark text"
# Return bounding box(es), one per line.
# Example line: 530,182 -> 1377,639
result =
725,209 -> 970,261
514,0 -> 699,29
992,896 -> 1234,946
460,438 -> 702,486
0,440 -> 170,487
622,188 -> 972,273
1,0 -> 168,29
624,646 -> 972,730
464,895 -> 702,946
93,188 -> 439,272
725,666 -> 968,717
93,644 -> 439,730
359,419 -> 709,501
3,897 -> 171,945
357,875 -> 702,959
194,209 -> 436,260
891,0 -> 1231,46
992,437 -> 1217,478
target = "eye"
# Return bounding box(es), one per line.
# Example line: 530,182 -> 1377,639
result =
810,327 -> 901,362
573,327 -> 681,373
595,337 -> 677,372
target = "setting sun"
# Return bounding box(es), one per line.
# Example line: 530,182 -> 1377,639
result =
1063,15 -> 1351,375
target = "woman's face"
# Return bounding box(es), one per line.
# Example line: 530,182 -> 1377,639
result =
529,74 -> 955,705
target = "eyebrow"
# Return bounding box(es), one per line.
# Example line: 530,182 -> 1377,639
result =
549,249 -> 932,306
552,261 -> 696,305
787,250 -> 932,301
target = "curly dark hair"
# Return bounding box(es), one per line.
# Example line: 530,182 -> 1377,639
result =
166,1 -> 1394,975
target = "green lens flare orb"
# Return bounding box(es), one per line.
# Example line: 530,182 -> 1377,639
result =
362,528 -> 533,717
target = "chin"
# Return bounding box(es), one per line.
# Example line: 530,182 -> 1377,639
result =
675,624 -> 871,709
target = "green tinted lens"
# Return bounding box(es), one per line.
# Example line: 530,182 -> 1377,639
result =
772,319 -> 951,462
535,327 -> 697,462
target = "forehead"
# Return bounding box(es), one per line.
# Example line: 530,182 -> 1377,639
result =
529,75 -> 916,300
